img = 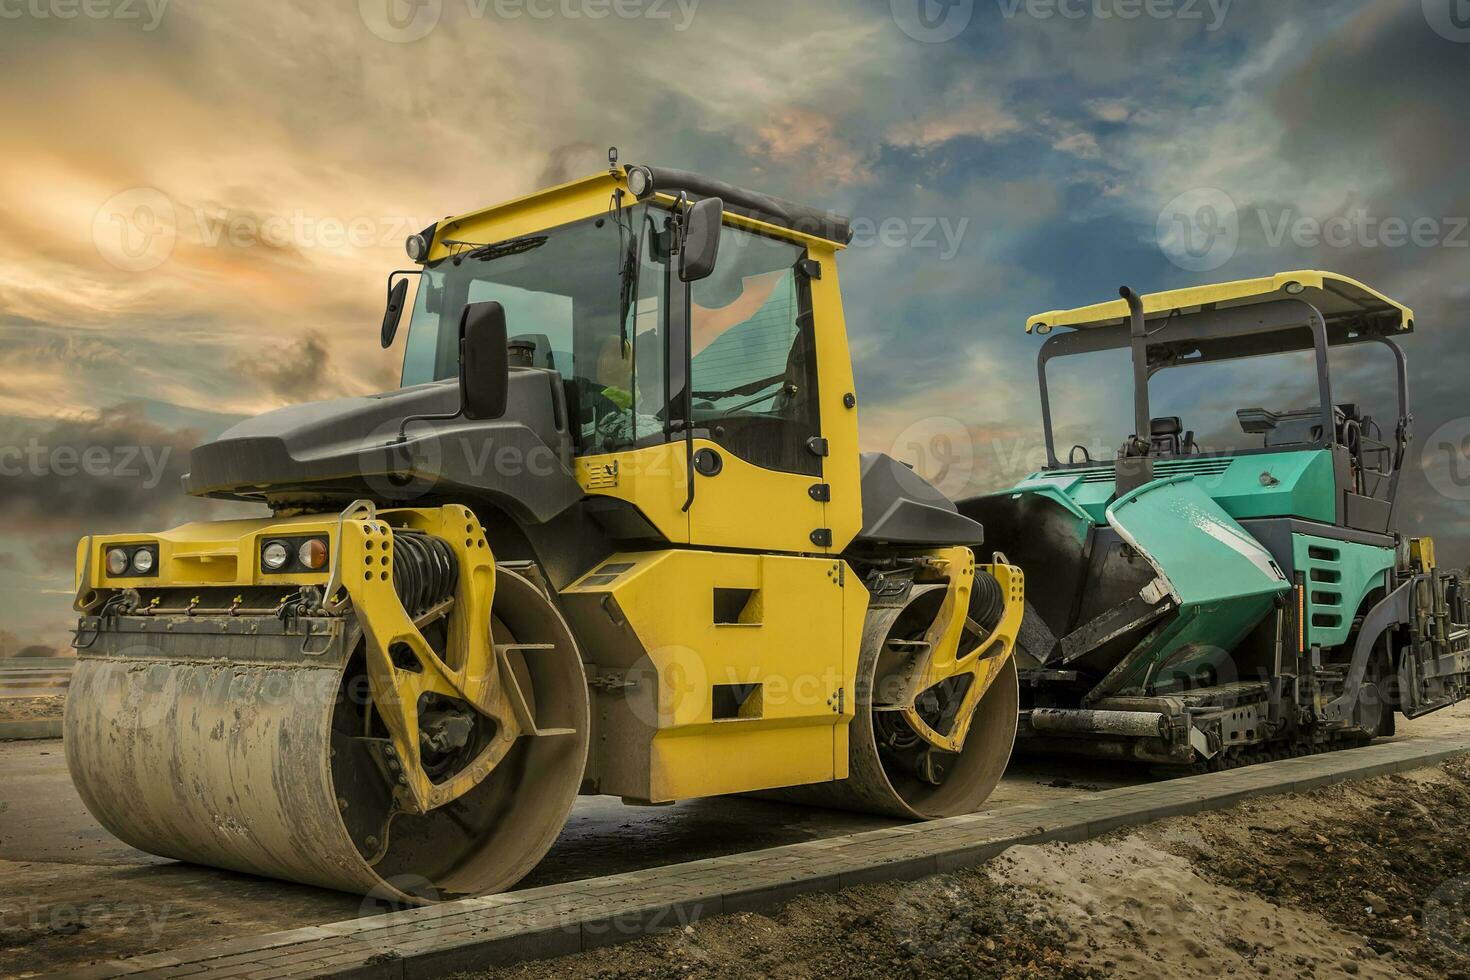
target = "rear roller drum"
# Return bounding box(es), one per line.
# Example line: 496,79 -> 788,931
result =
772,578 -> 1020,819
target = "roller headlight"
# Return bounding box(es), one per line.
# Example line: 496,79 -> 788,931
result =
130,549 -> 155,575
405,233 -> 429,262
298,538 -> 328,571
106,548 -> 130,576
262,541 -> 291,572
626,165 -> 654,200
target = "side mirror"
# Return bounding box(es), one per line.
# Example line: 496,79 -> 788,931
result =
679,196 -> 723,283
381,276 -> 411,349
459,301 -> 510,420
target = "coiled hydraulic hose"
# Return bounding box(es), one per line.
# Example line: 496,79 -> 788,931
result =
391,531 -> 459,618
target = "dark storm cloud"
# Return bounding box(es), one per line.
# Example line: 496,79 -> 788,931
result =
1237,2 -> 1470,564
237,332 -> 336,401
0,403 -> 249,566
1272,1 -> 1470,193
537,143 -> 608,187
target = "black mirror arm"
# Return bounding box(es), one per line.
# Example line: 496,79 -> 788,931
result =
392,307 -> 475,445
393,401 -> 463,447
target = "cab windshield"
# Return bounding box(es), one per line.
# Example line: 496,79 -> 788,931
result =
399,204 -> 819,470
400,207 -> 659,452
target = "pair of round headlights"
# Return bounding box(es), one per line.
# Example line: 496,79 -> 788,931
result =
262,538 -> 328,573
105,547 -> 154,577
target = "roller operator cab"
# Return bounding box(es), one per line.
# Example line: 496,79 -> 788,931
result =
65,164 -> 1025,903
962,273 -> 1470,770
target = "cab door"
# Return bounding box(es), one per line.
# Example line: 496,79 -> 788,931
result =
677,223 -> 830,555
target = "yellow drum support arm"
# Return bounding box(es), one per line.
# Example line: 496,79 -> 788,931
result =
900,548 -> 1025,754
334,503 -> 522,814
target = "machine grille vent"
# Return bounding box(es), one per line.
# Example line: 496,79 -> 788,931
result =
1075,457 -> 1234,485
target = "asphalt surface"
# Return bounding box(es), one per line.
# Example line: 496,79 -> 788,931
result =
0,657 -> 72,700
4,702 -> 1467,975
0,735 -> 1142,976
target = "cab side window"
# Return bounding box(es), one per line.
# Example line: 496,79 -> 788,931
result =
689,227 -> 821,476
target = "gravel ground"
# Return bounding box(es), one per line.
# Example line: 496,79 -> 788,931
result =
0,695 -> 66,723
461,759 -> 1470,980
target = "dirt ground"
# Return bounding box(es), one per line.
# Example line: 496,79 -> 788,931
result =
0,696 -> 66,723
465,759 -> 1470,980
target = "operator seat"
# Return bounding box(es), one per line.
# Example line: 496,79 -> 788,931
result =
1145,417 -> 1198,456
1148,416 -> 1183,455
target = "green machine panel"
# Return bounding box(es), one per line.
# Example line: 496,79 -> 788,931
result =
1008,449 -> 1337,527
1101,476 -> 1292,695
1293,534 -> 1395,649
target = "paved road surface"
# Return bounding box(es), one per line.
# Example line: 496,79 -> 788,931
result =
4,701 -> 1467,975
0,657 -> 73,699
0,739 -> 1141,975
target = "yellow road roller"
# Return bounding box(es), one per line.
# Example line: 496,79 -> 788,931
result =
66,161 -> 1024,903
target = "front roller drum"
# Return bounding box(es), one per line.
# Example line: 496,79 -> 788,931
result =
63,569 -> 588,903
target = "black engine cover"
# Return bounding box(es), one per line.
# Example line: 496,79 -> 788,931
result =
184,369 -> 583,524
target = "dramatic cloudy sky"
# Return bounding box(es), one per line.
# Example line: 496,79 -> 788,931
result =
1,0 -> 1466,652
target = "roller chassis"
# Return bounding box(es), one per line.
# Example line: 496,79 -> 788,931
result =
62,165 -> 1036,903
69,503 -> 1028,900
